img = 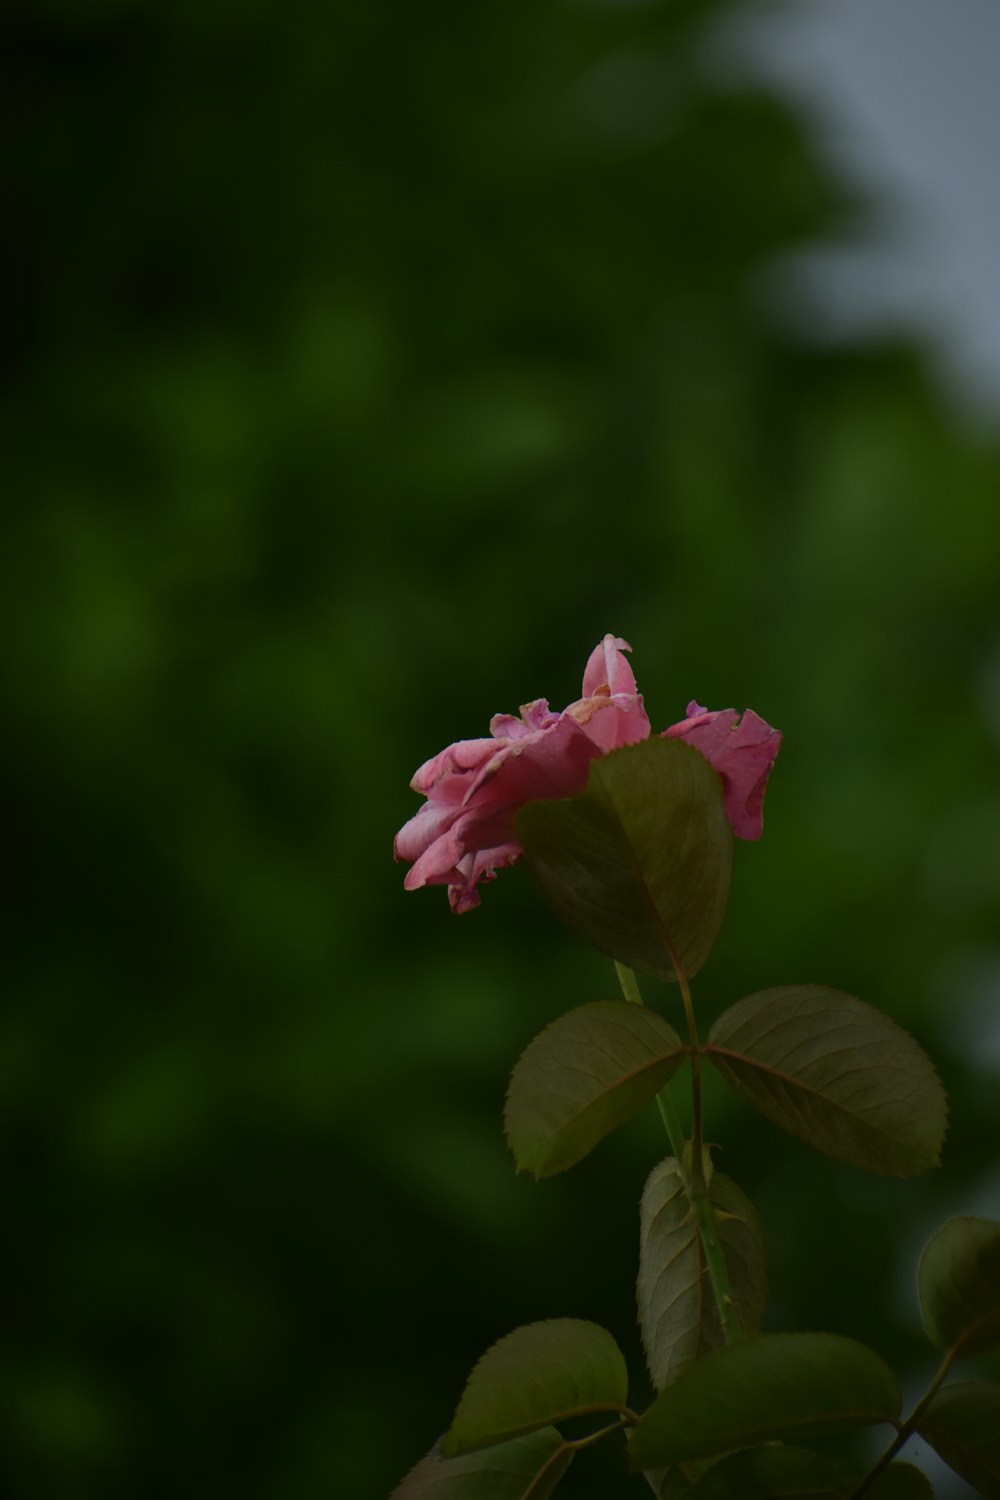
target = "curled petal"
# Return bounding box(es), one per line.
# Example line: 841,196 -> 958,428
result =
489,699 -> 560,741
410,737 -> 497,794
581,634 -> 637,698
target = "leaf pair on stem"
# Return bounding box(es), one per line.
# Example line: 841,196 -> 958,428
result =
504,982 -> 946,1185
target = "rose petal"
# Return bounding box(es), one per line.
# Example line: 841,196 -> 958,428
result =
581,634 -> 637,698
567,691 -> 650,754
664,706 -> 782,840
410,737 -> 498,794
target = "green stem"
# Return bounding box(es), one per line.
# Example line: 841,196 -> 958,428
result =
672,958 -> 743,1347
615,962 -> 685,1158
566,1414 -> 633,1450
846,1352 -> 955,1499
525,1412 -> 638,1500
613,960 -> 644,1008
614,961 -> 743,1346
655,1086 -> 687,1161
691,1193 -> 742,1345
675,967 -> 705,1193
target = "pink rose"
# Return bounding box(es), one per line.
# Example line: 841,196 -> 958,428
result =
394,635 -> 780,912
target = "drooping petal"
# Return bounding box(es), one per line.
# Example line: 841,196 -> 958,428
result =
401,804 -> 502,894
448,839 -> 523,913
393,797 -> 462,866
403,799 -> 524,900
664,706 -> 782,840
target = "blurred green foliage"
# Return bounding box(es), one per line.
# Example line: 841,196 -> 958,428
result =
5,0 -> 1000,1495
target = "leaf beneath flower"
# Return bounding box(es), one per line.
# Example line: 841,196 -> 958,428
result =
517,737 -> 732,981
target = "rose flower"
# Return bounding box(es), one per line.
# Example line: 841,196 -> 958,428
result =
394,635 -> 780,913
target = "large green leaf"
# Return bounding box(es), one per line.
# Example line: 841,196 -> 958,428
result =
685,1446 -> 842,1498
505,1002 -> 686,1177
705,987 -> 947,1176
516,737 -> 732,981
391,1429 -> 573,1499
627,1333 -> 900,1469
442,1320 -> 629,1457
916,1380 -> 1000,1498
638,1157 -> 767,1390
863,1464 -> 935,1499
918,1215 -> 1000,1357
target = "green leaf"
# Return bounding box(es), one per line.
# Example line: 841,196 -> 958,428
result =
442,1319 -> 629,1458
505,1001 -> 686,1177
862,1464 -> 935,1499
705,987 -> 947,1177
685,1446 -> 842,1498
638,1157 -> 767,1390
391,1428 -> 573,1499
516,737 -> 733,981
916,1380 -> 1000,1498
627,1332 -> 900,1469
918,1216 -> 1000,1357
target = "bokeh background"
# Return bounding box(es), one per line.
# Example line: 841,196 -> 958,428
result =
6,0 -> 1000,1496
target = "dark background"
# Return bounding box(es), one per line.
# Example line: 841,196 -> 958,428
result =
5,0 -> 1000,1495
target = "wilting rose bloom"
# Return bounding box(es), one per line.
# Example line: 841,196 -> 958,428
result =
394,635 -> 780,913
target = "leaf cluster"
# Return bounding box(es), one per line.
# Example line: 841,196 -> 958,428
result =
394,740 -> 998,1497
396,1221 -> 1000,1497
507,741 -> 946,1183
